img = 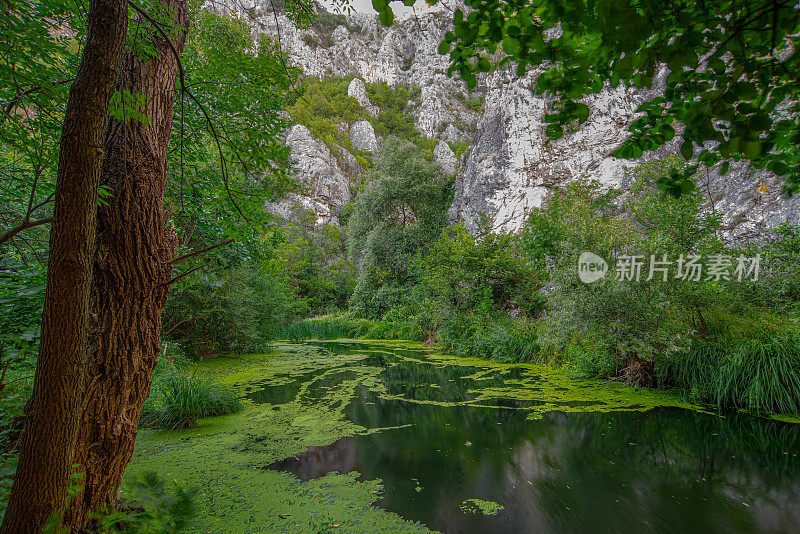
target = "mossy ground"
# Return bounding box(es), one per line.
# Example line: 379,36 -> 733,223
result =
123,341 -> 709,533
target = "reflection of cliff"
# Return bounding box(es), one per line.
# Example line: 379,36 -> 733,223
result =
269,397 -> 800,534
252,342 -> 800,533
266,437 -> 359,481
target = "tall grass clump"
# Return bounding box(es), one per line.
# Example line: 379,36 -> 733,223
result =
659,334 -> 800,416
142,368 -> 242,429
716,335 -> 800,415
438,312 -> 540,363
274,313 -> 427,342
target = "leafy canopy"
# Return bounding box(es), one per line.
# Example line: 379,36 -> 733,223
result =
373,0 -> 800,195
347,140 -> 452,316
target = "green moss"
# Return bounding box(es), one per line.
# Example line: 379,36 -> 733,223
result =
123,341 -> 718,533
125,345 -> 431,533
379,349 -> 704,419
459,499 -> 504,516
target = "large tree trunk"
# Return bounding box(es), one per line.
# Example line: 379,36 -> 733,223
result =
0,1 -> 128,532
66,1 -> 189,528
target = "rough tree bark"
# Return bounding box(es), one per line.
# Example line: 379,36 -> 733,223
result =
66,0 -> 189,527
0,0 -> 128,532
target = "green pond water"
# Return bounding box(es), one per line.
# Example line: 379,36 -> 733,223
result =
125,341 -> 800,533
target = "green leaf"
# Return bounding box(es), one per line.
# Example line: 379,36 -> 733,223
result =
747,113 -> 770,132
680,140 -> 693,160
769,161 -> 790,175
503,36 -> 520,55
734,82 -> 757,101
378,7 -> 394,27
574,103 -> 590,124
371,0 -> 388,14
744,141 -> 762,158
545,123 -> 564,140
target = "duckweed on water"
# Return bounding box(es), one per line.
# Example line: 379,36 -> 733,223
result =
459,499 -> 505,516
123,341 -> 713,533
125,347 -> 430,533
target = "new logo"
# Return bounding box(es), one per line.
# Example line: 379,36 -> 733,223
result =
577,252 -> 608,283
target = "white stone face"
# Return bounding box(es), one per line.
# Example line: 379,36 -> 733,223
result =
249,5 -> 480,146
219,0 -> 797,236
347,78 -> 379,116
434,141 -> 458,174
350,120 -> 378,152
450,66 -> 799,237
268,125 -> 351,225
331,25 -> 349,43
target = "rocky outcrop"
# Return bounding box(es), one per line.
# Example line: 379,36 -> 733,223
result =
449,66 -> 668,232
348,78 -> 379,116
451,65 -> 800,238
218,1 -> 798,237
434,141 -> 458,174
247,2 -> 482,143
268,124 -> 351,225
349,120 -> 378,152
217,1 -> 482,224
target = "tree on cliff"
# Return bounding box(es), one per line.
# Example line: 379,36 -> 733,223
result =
373,0 -> 800,197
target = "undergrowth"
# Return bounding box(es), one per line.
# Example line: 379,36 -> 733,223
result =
274,313 -> 427,342
142,352 -> 242,429
659,334 -> 800,416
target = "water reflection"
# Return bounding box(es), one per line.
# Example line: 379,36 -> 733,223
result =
262,342 -> 800,534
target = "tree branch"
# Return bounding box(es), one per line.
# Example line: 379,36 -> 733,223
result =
161,264 -> 204,286
170,238 -> 233,264
0,217 -> 53,246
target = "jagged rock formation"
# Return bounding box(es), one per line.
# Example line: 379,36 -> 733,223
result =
450,65 -> 800,238
347,78 -> 378,116
269,124 -> 350,225
217,1 -> 798,236
219,1 -> 482,224
349,120 -> 378,152
434,141 -> 458,174
249,2 -> 481,139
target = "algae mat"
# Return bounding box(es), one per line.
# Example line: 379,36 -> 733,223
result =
123,341 -> 800,533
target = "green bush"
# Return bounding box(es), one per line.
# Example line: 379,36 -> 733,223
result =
420,219 -> 544,319
560,334 -> 618,378
162,263 -> 297,354
117,471 -> 198,534
512,159 -> 800,413
309,1 -> 361,45
437,310 -> 539,363
274,312 -> 428,342
268,213 -> 357,316
0,256 -> 45,367
142,367 -> 242,429
463,96 -> 484,113
347,140 -> 452,317
301,33 -> 318,48
520,170 -> 714,376
285,76 -> 365,156
448,141 -> 470,160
